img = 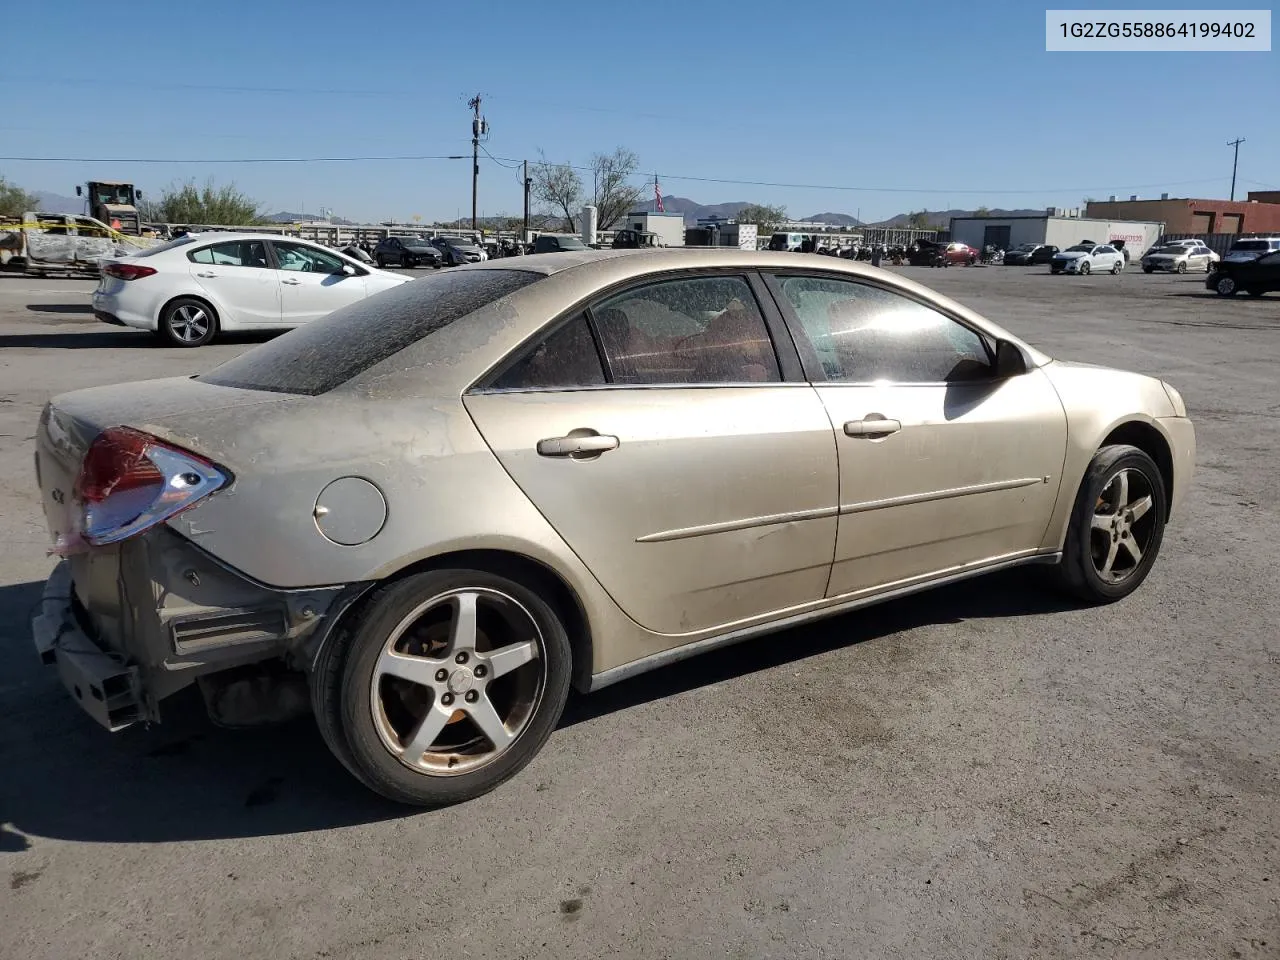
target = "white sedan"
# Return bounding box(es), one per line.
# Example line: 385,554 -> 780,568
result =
1049,243 -> 1126,276
93,233 -> 412,347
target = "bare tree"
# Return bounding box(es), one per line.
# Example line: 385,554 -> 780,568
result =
734,203 -> 788,234
532,147 -> 644,232
590,148 -> 644,229
531,152 -> 583,231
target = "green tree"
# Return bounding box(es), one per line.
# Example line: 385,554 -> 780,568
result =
734,203 -> 788,233
973,205 -> 991,218
906,209 -> 930,229
0,176 -> 38,217
156,179 -> 264,225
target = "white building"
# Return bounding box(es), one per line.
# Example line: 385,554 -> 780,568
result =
615,211 -> 686,247
949,210 -> 1166,258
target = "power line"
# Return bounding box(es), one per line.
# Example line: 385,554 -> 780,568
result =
0,150 -> 1232,198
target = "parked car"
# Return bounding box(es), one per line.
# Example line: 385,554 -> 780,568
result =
942,242 -> 979,266
532,234 -> 588,254
373,237 -> 443,269
1004,243 -> 1058,265
340,244 -> 375,264
1206,249 -> 1280,296
432,236 -> 485,266
1050,243 -> 1126,275
35,250 -> 1195,806
1141,243 -> 1218,274
92,233 -> 411,347
1221,236 -> 1280,264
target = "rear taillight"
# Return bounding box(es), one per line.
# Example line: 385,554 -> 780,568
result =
102,263 -> 157,281
56,427 -> 229,553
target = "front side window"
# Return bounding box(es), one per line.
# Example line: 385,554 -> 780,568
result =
490,314 -> 605,391
189,240 -> 269,268
590,275 -> 781,385
273,241 -> 347,274
775,275 -> 992,384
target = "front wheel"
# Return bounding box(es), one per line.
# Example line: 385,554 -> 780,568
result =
376,255 -> 388,268
1143,266 -> 1154,274
1079,261 -> 1091,275
1050,444 -> 1167,603
313,568 -> 573,806
1216,276 -> 1238,296
160,297 -> 218,347
1176,262 -> 1187,274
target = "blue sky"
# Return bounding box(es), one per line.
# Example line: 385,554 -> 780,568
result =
3,0 -> 1276,223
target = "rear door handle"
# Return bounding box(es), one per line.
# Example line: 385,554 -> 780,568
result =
844,417 -> 902,438
281,277 -> 301,285
537,433 -> 620,458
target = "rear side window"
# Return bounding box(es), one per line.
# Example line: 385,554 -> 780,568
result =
490,314 -> 605,390
190,240 -> 269,268
199,269 -> 540,396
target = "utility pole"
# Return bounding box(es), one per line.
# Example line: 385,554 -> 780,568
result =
522,159 -> 531,240
468,94 -> 487,231
1227,137 -> 1245,201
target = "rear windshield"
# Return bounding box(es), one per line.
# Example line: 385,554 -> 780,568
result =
1230,240 -> 1272,252
198,268 -> 540,396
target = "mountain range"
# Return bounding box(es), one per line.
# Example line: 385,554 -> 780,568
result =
631,196 -> 1047,228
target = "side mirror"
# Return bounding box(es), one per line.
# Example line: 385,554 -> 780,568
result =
994,339 -> 1028,378
75,186 -> 83,196
341,264 -> 357,276
136,190 -> 143,199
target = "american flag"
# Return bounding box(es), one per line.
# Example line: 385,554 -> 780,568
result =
654,177 -> 664,213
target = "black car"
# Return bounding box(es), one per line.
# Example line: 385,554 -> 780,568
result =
1206,249 -> 1280,297
431,236 -> 484,265
373,237 -> 442,269
1004,243 -> 1058,265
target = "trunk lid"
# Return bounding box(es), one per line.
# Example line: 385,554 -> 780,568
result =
35,377 -> 293,552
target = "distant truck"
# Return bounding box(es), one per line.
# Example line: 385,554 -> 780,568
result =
611,228 -> 658,249
76,181 -> 144,235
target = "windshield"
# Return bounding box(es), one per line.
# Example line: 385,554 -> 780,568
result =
198,269 -> 541,396
131,235 -> 198,257
1014,244 -> 1038,252
551,236 -> 587,250
404,241 -> 434,250
1065,244 -> 1094,252
442,237 -> 477,248
1152,246 -> 1185,255
93,184 -> 133,205
1230,240 -> 1272,252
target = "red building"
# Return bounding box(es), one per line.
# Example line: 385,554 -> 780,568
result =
1085,194 -> 1280,235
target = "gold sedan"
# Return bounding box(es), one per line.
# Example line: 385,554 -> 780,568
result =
32,249 -> 1195,805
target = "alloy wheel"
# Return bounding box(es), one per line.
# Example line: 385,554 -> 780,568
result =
1217,276 -> 1237,296
370,588 -> 546,776
1090,468 -> 1156,584
169,304 -> 210,343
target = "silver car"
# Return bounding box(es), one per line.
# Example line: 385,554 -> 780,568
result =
1142,243 -> 1218,274
31,250 -> 1196,805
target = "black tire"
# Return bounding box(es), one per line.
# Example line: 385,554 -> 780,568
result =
1079,261 -> 1091,276
1216,275 -> 1238,297
404,255 -> 416,269
1050,444 -> 1167,604
1143,266 -> 1153,273
376,254 -> 388,268
1247,288 -> 1267,297
1112,260 -> 1123,275
159,296 -> 218,347
1176,262 -> 1186,274
312,568 -> 573,806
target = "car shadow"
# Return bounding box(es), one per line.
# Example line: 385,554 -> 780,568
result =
24,303 -> 93,315
0,569 -> 1075,847
0,331 -> 276,350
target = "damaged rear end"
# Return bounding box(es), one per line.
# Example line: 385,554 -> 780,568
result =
31,378 -> 355,731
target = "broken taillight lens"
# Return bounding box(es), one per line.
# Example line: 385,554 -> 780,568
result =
102,263 -> 157,281
57,427 -> 229,553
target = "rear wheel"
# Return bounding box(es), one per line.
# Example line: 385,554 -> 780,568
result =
376,254 -> 388,268
1112,260 -> 1124,275
313,569 -> 573,806
1216,276 -> 1238,296
1247,288 -> 1267,297
1050,445 -> 1167,603
160,297 -> 217,347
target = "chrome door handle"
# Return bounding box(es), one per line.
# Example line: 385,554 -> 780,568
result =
195,271 -> 217,278
844,417 -> 901,438
281,278 -> 301,285
536,433 -> 620,458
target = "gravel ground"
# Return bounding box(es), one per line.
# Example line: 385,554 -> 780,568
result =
1,264 -> 1277,960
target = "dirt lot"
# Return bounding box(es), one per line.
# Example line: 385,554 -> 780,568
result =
1,264 -> 1277,960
